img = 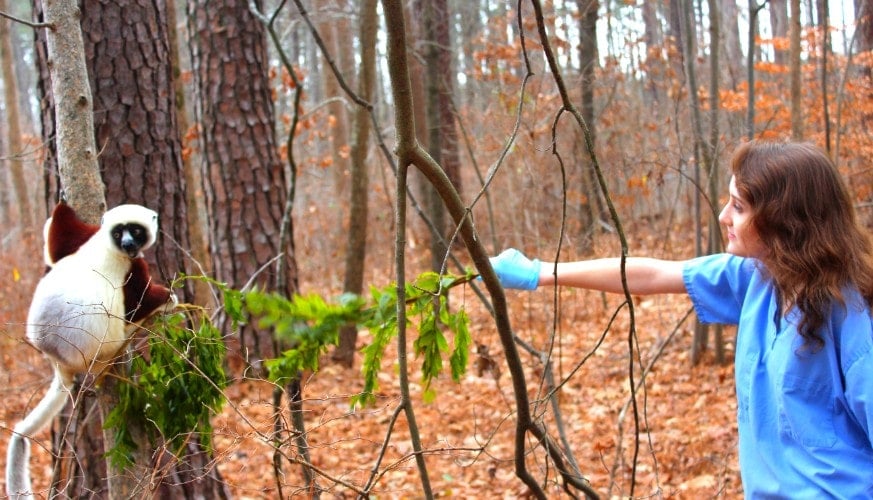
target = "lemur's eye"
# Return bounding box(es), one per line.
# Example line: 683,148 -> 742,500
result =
131,227 -> 144,237
112,230 -> 121,240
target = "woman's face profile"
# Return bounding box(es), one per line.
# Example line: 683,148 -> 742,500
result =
719,176 -> 766,259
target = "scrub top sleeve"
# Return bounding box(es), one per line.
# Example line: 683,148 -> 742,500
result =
682,254 -> 753,325
844,343 -> 873,447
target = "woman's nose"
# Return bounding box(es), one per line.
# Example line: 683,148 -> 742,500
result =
718,205 -> 729,225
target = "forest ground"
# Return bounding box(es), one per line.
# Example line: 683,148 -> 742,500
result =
0,225 -> 743,498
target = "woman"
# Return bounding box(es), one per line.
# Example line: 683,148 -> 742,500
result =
490,141 -> 873,497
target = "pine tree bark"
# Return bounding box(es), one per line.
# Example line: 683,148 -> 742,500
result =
187,0 -> 296,361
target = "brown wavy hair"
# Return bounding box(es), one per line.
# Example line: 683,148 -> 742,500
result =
731,140 -> 873,350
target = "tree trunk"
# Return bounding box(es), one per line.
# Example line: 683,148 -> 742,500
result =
745,0 -> 763,139
858,0 -> 873,128
35,0 -> 223,496
720,0 -> 744,89
576,0 -> 601,254
168,0 -> 214,307
706,0 -> 726,364
790,0 -> 804,139
816,0 -> 832,152
318,0 -> 352,197
40,0 -> 105,221
187,0 -> 297,362
769,0 -> 789,66
641,0 -> 663,105
0,0 -> 33,229
334,0 -> 378,367
79,0 -> 223,497
419,0 -> 460,271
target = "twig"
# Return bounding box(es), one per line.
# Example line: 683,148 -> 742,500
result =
0,10 -> 54,29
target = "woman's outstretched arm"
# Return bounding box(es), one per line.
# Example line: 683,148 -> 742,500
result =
489,248 -> 688,295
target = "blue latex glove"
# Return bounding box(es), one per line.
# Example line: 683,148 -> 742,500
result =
488,248 -> 541,290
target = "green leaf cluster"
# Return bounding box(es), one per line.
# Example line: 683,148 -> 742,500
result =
105,312 -> 228,468
353,271 -> 473,407
247,291 -> 366,384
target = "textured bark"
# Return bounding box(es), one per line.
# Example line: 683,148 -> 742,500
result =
35,0 -> 223,497
80,1 -> 224,498
188,0 -> 295,363
82,0 -> 192,288
42,0 -> 105,222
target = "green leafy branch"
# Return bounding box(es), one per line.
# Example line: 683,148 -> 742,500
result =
105,310 -> 228,468
105,270 -> 475,466
244,270 -> 476,408
355,271 -> 473,406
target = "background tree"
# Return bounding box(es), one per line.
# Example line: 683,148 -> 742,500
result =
187,0 -> 297,360
334,0 -> 378,367
575,0 -> 601,253
790,0 -> 804,138
418,0 -> 461,272
859,0 -> 873,127
34,0 -> 221,496
0,0 -> 32,230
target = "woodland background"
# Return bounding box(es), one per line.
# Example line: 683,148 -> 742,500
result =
0,0 -> 870,498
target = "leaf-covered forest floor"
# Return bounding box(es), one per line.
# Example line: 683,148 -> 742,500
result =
0,226 -> 744,498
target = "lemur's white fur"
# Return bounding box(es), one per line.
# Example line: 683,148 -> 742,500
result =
6,204 -> 159,499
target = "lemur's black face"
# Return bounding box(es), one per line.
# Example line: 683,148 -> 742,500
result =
111,223 -> 150,258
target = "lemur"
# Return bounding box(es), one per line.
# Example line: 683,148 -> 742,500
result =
6,201 -> 176,499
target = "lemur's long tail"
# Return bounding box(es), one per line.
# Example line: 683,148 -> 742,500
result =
6,367 -> 73,499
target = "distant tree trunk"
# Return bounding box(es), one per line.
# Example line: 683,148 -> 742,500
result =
0,0 -> 33,230
706,0 -> 725,364
403,0 -> 431,254
817,0 -> 832,152
641,0 -> 663,105
576,0 -> 602,254
746,1 -> 764,139
318,0 -> 352,196
666,0 -> 685,84
334,0 -> 378,368
455,0 -> 483,108
681,0 -> 717,364
789,0 -> 804,139
419,0 -> 460,271
720,0 -> 744,89
858,0 -> 873,127
769,0 -> 789,65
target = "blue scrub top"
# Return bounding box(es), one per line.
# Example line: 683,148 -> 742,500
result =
683,254 -> 873,498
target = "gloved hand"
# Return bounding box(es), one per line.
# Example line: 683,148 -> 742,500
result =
488,248 -> 541,290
